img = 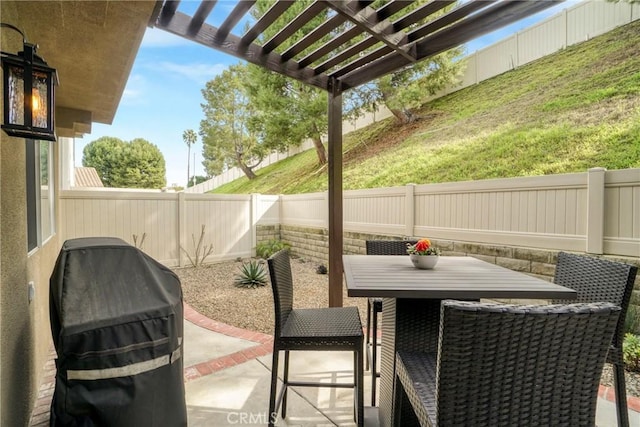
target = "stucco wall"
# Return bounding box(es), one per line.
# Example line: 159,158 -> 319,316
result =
1,134 -> 62,427
1,3 -> 63,422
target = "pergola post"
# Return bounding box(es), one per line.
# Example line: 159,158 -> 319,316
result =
328,77 -> 343,307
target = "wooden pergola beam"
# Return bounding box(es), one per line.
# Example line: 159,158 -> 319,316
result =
323,0 -> 413,62
188,0 -> 217,35
261,1 -> 327,54
159,11 -> 330,91
327,77 -> 343,308
217,0 -> 255,41
341,0 -> 560,88
241,1 -> 295,45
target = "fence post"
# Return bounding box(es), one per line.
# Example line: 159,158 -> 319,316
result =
405,184 -> 416,237
250,193 -> 258,256
178,192 -> 186,267
586,167 -> 606,254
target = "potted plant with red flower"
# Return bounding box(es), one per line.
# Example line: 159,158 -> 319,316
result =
406,238 -> 440,269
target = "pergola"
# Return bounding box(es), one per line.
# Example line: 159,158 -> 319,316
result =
152,0 -> 561,307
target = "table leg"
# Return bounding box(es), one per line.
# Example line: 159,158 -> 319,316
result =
378,298 -> 442,427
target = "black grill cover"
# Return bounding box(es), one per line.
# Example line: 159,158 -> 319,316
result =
49,237 -> 186,426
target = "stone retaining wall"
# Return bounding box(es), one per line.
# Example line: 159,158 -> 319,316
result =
256,224 -> 640,332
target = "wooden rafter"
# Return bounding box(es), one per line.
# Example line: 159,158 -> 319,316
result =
154,0 -> 561,91
261,1 -> 327,53
280,12 -> 348,62
159,10 -> 330,90
315,0 -> 455,76
327,0 -> 489,79
295,0 -> 406,70
323,1 -> 414,62
217,0 -> 255,40
189,0 -> 217,35
241,1 -> 295,45
341,0 -> 560,88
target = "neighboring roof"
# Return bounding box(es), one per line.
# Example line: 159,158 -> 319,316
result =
74,167 -> 104,188
153,0 -> 560,92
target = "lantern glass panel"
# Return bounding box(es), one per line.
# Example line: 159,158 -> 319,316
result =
7,64 -> 25,126
32,70 -> 48,128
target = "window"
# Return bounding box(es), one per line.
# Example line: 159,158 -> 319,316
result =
26,139 -> 55,252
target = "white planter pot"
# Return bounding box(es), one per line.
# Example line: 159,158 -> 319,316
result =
409,254 -> 439,270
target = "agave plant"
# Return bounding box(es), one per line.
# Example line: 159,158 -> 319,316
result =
234,260 -> 268,289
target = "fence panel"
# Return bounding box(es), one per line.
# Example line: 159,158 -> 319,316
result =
280,192 -> 326,228
412,174 -> 590,252
344,187 -> 407,235
182,194 -> 252,264
517,13 -> 566,66
256,194 -> 280,225
60,190 -> 180,265
567,1 -> 633,45
476,35 -> 517,81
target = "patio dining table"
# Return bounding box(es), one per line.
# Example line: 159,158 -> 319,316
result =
342,254 -> 578,427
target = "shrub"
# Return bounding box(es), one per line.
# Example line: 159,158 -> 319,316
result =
623,333 -> 640,372
234,260 -> 268,289
624,305 -> 640,335
256,239 -> 290,259
181,225 -> 214,267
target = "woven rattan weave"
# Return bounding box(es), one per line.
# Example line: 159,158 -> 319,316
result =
395,300 -> 621,427
267,250 -> 364,427
364,240 -> 417,406
552,252 -> 638,427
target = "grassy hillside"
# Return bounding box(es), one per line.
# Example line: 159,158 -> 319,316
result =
213,20 -> 640,195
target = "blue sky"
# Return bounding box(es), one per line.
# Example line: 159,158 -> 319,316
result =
76,1 -> 579,188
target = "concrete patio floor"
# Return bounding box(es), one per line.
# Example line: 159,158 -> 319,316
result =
29,303 -> 640,426
182,305 -> 640,427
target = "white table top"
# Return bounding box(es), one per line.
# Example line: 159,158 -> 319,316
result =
343,255 -> 577,300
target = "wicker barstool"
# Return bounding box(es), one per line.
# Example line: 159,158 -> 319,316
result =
552,251 -> 638,427
266,250 -> 364,427
394,300 -> 621,427
364,239 -> 416,406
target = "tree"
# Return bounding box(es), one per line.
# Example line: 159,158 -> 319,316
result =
83,136 -> 166,188
183,129 -> 197,186
200,64 -> 264,179
244,1 -> 329,166
344,2 -> 465,124
186,175 -> 208,188
347,48 -> 465,124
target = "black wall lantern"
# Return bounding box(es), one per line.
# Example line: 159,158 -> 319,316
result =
1,23 -> 57,141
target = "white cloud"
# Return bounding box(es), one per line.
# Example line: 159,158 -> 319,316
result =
120,74 -> 148,105
158,61 -> 227,84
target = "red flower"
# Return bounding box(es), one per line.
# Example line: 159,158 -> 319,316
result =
414,239 -> 431,252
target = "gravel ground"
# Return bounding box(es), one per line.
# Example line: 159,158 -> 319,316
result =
175,258 -> 640,398
175,257 -> 368,336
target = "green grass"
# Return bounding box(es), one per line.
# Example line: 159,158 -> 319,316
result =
212,21 -> 640,195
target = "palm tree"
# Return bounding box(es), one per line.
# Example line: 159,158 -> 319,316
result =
182,129 -> 197,185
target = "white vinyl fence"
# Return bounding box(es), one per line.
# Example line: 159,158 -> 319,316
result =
186,0 -> 639,194
60,168 -> 640,266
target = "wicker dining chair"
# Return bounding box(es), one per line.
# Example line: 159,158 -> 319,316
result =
551,251 -> 638,427
394,300 -> 621,427
266,250 -> 364,427
364,239 -> 417,406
